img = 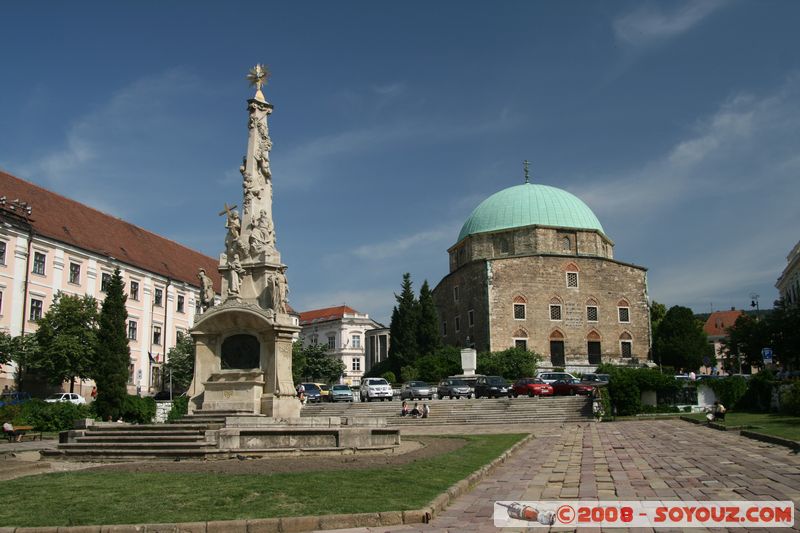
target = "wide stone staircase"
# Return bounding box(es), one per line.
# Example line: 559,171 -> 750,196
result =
44,410 -> 249,461
301,396 -> 592,426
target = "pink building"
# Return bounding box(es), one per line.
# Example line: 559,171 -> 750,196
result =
0,171 -> 220,396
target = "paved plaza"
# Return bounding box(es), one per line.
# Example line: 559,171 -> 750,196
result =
326,420 -> 800,532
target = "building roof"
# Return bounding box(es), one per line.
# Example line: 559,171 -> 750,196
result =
0,170 -> 220,291
299,305 -> 360,325
703,309 -> 743,337
457,183 -> 605,243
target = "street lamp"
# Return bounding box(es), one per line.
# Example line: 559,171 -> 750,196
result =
750,293 -> 760,320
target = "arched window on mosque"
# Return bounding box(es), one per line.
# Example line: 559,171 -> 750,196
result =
562,236 -> 571,251
620,331 -> 633,358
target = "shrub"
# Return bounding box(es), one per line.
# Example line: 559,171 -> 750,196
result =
780,381 -> 800,416
608,371 -> 640,416
120,395 -> 156,424
1,399 -> 91,432
639,404 -> 680,414
595,387 -> 612,420
735,370 -> 774,412
380,371 -> 397,384
707,376 -> 748,409
167,396 -> 189,423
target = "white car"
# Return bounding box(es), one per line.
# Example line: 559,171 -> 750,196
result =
44,392 -> 86,405
359,378 -> 393,402
536,372 -> 578,384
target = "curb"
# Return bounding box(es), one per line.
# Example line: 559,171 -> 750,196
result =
681,416 -> 800,451
7,433 -> 535,533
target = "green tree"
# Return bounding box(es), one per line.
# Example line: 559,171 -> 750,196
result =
414,346 -> 463,383
768,298 -> 800,369
476,347 -> 541,380
294,343 -> 346,383
650,301 -> 667,338
723,313 -> 771,371
291,341 -> 307,384
416,280 -> 441,357
388,273 -> 419,374
0,332 -> 12,365
164,333 -> 194,393
0,334 -> 39,392
653,305 -> 713,371
32,292 -> 99,392
93,268 -> 130,421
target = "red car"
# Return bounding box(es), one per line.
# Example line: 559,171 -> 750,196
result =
512,378 -> 554,397
551,379 -> 595,396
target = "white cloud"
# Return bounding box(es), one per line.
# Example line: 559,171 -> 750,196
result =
353,226 -> 457,261
291,288 -> 396,324
614,0 -> 726,47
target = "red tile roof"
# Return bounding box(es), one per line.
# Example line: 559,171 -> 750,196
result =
299,305 -> 359,325
703,309 -> 743,337
0,170 -> 220,291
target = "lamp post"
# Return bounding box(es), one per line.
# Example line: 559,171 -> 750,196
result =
750,293 -> 760,320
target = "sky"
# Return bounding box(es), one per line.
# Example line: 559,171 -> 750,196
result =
1,1 -> 799,325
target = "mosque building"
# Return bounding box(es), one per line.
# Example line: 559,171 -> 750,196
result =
432,169 -> 651,371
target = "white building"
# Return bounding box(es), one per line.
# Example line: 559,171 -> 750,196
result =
0,171 -> 221,396
776,240 -> 800,305
298,305 -> 387,386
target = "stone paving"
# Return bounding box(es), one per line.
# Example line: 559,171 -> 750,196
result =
321,420 -> 800,533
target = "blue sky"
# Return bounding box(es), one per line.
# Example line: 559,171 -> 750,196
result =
2,1 -> 799,324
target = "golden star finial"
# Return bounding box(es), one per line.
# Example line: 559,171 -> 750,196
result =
247,64 -> 270,90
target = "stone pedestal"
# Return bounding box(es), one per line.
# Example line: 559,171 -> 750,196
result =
461,348 -> 477,376
202,371 -> 265,412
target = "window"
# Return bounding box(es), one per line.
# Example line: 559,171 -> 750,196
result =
0,290 -> 3,315
621,340 -> 632,358
128,364 -> 135,384
32,252 -> 46,275
618,307 -> 630,323
566,272 -> 579,288
587,306 -> 598,322
453,286 -> 459,302
588,341 -> 602,365
152,325 -> 162,346
29,298 -> 43,321
327,335 -> 336,350
69,262 -> 81,284
176,329 -> 186,342
351,357 -> 361,371
130,280 -> 139,301
515,339 -> 528,350
128,321 -> 138,341
177,295 -> 185,313
352,335 -> 361,349
513,304 -> 526,320
101,273 -> 111,292
468,309 -> 475,327
311,335 -> 318,345
0,241 -> 6,264
442,321 -> 448,336
455,315 -> 461,332
154,288 -> 163,306
550,304 -> 562,321
562,236 -> 571,250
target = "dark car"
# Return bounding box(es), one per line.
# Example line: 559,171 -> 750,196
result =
301,383 -> 322,403
551,379 -> 595,396
0,391 -> 31,407
474,375 -> 512,398
400,381 -> 433,400
512,378 -> 554,397
437,378 -> 472,399
580,373 -> 610,387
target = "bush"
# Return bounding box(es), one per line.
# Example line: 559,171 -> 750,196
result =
735,370 -> 774,412
1,399 -> 91,432
167,396 -> 189,423
120,395 -> 156,424
380,371 -> 397,384
639,404 -> 680,414
780,381 -> 800,416
608,371 -> 640,416
707,376 -> 748,409
595,387 -> 612,420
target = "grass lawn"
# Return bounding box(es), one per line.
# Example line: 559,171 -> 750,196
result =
0,434 -> 524,528
684,412 -> 800,441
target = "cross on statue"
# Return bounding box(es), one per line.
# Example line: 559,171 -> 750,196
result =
218,203 -> 239,219
246,64 -> 270,92
523,160 -> 531,184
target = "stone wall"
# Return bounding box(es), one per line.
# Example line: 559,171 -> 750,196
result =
433,261 -> 490,351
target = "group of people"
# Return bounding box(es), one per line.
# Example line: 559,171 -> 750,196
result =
400,401 -> 430,419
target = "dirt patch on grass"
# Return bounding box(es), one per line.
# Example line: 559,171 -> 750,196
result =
85,436 -> 465,475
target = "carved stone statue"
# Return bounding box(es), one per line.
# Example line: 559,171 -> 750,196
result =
227,254 -> 245,297
198,269 -> 215,311
220,203 -> 242,256
248,209 -> 273,255
274,267 -> 288,313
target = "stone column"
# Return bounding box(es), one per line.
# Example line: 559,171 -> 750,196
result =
260,321 -> 300,418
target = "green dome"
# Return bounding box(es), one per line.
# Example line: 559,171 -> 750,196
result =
457,183 -> 604,242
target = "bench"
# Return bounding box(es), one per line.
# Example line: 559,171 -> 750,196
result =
5,425 -> 43,442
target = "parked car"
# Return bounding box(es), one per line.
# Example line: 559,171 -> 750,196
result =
551,379 -> 595,396
474,375 -> 512,398
437,378 -> 472,399
0,391 -> 31,407
400,381 -> 433,400
329,384 -> 354,402
359,377 -> 393,402
536,371 -> 578,384
300,383 -> 322,403
44,392 -> 86,405
580,373 -> 610,386
512,378 -> 554,397
313,383 -> 331,401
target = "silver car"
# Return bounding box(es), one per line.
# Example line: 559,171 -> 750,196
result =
437,378 -> 472,399
400,381 -> 433,400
